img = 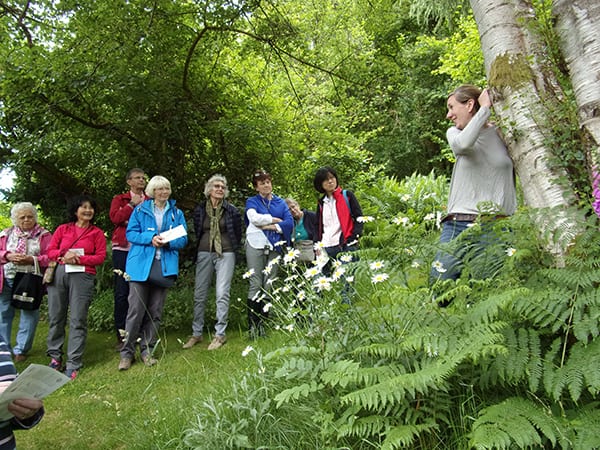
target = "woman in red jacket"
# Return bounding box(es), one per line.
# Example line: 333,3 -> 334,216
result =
46,195 -> 106,380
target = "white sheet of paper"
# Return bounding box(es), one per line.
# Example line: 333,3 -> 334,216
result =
159,225 -> 187,242
65,248 -> 85,273
0,364 -> 70,421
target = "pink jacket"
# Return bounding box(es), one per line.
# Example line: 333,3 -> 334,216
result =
0,226 -> 53,293
47,223 -> 106,275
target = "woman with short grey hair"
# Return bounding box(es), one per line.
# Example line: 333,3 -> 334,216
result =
183,174 -> 242,350
0,202 -> 52,362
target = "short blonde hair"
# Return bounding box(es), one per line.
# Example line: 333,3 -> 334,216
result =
145,175 -> 171,198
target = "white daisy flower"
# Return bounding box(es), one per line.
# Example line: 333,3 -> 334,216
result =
242,345 -> 254,357
369,260 -> 385,271
506,247 -> 517,257
243,268 -> 255,279
304,266 -> 320,279
332,267 -> 346,281
431,260 -> 447,273
339,254 -> 353,263
314,276 -> 332,292
283,248 -> 300,264
371,273 -> 389,283
356,216 -> 374,223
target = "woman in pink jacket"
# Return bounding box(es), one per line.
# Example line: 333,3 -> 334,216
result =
46,195 -> 106,380
0,202 -> 52,362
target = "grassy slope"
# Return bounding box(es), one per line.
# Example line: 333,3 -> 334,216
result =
15,319 -> 280,450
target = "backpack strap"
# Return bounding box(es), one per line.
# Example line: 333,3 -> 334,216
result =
342,189 -> 351,212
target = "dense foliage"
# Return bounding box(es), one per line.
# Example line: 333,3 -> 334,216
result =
0,0 -> 469,229
182,174 -> 600,449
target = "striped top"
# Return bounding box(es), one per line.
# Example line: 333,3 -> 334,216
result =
0,335 -> 44,450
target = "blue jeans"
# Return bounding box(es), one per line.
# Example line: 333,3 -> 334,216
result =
0,279 -> 40,355
430,219 -> 505,283
192,252 -> 235,337
430,220 -> 472,282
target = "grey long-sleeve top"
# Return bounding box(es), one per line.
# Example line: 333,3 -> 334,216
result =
446,106 -> 517,216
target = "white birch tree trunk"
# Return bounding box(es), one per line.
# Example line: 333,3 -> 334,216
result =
470,0 -> 580,255
552,0 -> 600,173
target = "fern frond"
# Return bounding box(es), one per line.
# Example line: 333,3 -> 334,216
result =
540,338 -> 600,402
273,381 -> 323,408
273,356 -> 317,381
339,360 -> 449,411
569,406 -> 600,449
336,414 -> 390,439
470,397 -> 561,449
380,421 -> 439,450
319,359 -> 363,388
571,289 -> 600,341
509,288 -> 571,331
490,328 -> 542,390
540,266 -> 600,290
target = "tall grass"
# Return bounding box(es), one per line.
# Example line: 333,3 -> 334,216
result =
15,319 -> 289,450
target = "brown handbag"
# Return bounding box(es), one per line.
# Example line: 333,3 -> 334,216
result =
42,261 -> 57,284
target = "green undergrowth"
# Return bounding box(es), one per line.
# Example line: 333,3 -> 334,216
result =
15,321 -> 289,450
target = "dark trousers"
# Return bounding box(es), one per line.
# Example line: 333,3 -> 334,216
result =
113,249 -> 130,339
323,244 -> 358,304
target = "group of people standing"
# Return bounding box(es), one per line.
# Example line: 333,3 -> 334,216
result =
110,167 -> 364,371
0,83 -> 516,382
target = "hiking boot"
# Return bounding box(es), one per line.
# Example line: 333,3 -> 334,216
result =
207,335 -> 226,350
182,335 -> 203,349
65,369 -> 78,380
118,357 -> 132,371
142,354 -> 158,367
14,354 -> 27,363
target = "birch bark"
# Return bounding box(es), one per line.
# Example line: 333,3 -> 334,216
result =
553,0 -> 600,172
470,0 -> 580,253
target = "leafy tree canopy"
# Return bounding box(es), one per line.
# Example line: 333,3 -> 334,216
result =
0,0 -> 466,228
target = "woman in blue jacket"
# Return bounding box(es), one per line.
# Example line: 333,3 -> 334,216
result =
118,176 -> 188,371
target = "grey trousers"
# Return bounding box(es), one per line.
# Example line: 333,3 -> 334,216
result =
46,264 -> 95,371
192,251 -> 235,337
120,281 -> 168,359
245,243 -> 279,327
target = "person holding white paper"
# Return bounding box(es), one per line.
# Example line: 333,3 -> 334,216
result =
0,333 -> 44,449
46,195 -> 107,380
119,176 -> 188,371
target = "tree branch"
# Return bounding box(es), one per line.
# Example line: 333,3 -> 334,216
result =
37,93 -> 150,150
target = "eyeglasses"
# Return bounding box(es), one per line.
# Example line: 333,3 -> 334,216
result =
213,184 -> 226,190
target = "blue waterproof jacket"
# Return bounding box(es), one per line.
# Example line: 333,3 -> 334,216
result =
125,199 -> 188,282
